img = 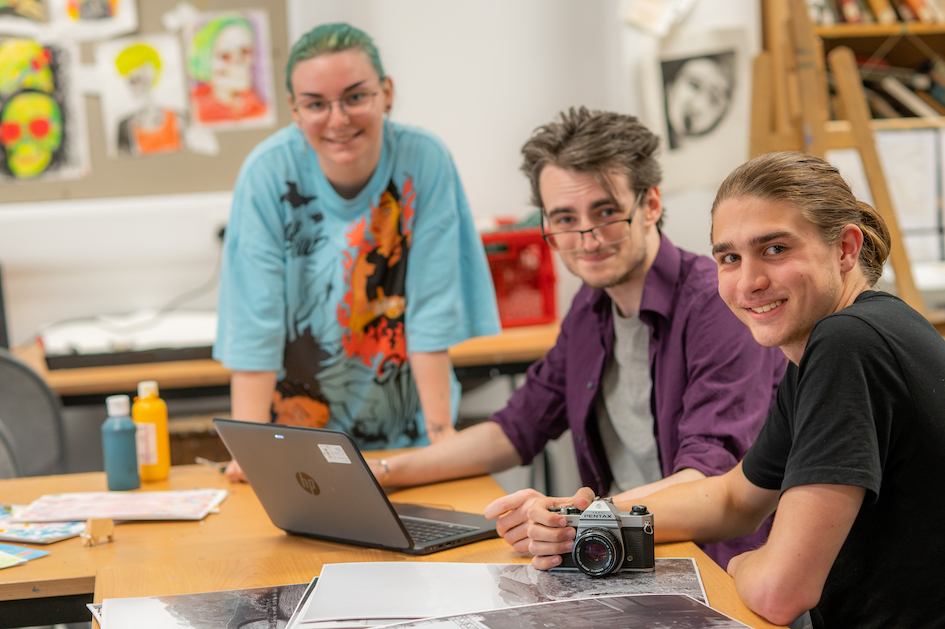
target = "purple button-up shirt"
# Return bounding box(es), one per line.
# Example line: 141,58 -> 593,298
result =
492,234 -> 785,566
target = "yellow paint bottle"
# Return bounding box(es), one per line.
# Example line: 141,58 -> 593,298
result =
132,380 -> 170,482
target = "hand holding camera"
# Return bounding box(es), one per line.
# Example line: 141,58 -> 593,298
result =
547,497 -> 655,576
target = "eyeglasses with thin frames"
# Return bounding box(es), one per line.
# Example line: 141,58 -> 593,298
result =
541,190 -> 647,253
293,90 -> 379,124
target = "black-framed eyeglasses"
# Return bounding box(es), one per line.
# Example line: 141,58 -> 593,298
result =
294,91 -> 379,124
541,190 -> 646,253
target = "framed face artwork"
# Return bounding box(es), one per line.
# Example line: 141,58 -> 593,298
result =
641,28 -> 751,193
0,37 -> 88,182
183,9 -> 276,130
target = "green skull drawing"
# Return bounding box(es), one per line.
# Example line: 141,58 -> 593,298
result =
0,91 -> 63,178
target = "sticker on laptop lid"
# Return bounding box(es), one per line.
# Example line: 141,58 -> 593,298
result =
318,444 -> 351,464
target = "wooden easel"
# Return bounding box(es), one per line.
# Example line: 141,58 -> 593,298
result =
752,0 -> 945,332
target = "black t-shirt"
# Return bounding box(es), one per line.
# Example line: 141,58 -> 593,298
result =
743,291 -> 945,629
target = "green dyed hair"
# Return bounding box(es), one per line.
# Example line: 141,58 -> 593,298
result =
285,22 -> 385,95
188,13 -> 254,83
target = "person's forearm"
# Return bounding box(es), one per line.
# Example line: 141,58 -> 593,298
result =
381,421 -> 522,487
614,464 -> 772,545
409,350 -> 455,443
230,370 -> 278,423
611,468 -> 706,504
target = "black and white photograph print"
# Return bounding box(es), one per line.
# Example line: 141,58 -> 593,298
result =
487,558 -> 707,607
99,582 -> 308,629
382,594 -> 752,629
641,27 -> 753,193
661,51 -> 736,151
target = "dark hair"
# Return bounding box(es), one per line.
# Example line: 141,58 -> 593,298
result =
520,107 -> 664,228
712,151 -> 891,286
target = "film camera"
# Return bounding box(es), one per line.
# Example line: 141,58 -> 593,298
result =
548,498 -> 654,577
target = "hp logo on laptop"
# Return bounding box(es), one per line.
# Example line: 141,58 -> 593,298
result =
296,472 -> 320,495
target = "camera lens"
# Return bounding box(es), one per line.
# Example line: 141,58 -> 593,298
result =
572,527 -> 622,576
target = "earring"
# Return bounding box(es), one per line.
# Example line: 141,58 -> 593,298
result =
385,104 -> 391,113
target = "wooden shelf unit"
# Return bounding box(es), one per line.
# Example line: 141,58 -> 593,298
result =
755,0 -> 945,333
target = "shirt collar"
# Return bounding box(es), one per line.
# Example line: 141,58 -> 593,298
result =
639,232 -> 682,321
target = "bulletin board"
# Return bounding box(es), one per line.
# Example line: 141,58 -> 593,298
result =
0,0 -> 291,203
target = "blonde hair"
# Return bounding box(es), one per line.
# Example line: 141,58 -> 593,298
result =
712,152 -> 890,286
115,43 -> 161,86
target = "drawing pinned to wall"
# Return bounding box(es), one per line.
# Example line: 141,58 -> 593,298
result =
97,34 -> 189,158
0,0 -> 47,37
641,28 -> 750,193
183,9 -> 275,130
0,37 -> 88,182
45,0 -> 136,40
662,52 -> 735,150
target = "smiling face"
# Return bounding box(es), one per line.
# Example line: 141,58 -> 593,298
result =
288,49 -> 392,189
711,195 -> 865,363
539,165 -> 660,292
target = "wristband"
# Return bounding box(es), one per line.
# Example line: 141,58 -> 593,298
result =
379,459 -> 390,483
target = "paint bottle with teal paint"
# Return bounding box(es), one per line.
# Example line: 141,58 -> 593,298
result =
102,394 -> 140,491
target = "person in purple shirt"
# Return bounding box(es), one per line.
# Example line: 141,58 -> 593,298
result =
370,107 -> 785,568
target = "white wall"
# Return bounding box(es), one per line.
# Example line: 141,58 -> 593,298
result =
0,0 -> 760,345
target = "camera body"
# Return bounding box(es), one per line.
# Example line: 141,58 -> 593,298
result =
548,498 -> 655,577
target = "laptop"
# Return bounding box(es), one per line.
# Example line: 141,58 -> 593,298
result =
213,418 -> 499,555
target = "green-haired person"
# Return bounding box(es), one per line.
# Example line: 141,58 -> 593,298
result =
187,13 -> 266,123
214,23 -> 500,481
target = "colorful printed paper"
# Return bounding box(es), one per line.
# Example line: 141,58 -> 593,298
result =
0,549 -> 26,569
0,504 -> 85,543
0,543 -> 50,561
11,489 -> 228,522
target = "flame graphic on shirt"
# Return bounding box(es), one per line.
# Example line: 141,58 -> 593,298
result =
337,177 -> 416,376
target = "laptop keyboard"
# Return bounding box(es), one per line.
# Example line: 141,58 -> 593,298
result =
402,517 -> 477,544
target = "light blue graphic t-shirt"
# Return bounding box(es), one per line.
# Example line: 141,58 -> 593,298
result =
215,120 -> 500,448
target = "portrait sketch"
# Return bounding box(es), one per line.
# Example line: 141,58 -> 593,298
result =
183,9 -> 276,130
641,28 -> 751,193
0,36 -> 88,182
97,33 -> 189,158
661,51 -> 735,150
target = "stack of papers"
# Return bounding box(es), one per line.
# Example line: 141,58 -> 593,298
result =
0,504 -> 85,543
288,559 -> 708,629
11,489 -> 228,522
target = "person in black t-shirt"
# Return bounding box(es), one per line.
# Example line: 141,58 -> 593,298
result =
515,152 -> 945,628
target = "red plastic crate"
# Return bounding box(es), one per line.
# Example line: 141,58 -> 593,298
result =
481,227 -> 557,328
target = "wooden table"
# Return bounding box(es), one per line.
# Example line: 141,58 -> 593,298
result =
0,464 -> 780,629
11,323 -> 561,402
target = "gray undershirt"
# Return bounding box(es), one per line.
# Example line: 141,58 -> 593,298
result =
595,302 -> 661,495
